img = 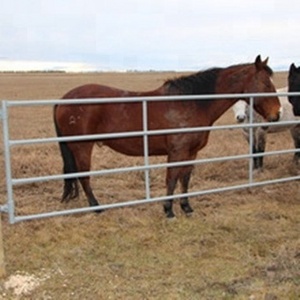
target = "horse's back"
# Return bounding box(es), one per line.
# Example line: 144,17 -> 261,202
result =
62,84 -> 128,99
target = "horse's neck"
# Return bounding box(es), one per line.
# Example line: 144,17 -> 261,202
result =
215,66 -> 247,93
204,67 -> 253,122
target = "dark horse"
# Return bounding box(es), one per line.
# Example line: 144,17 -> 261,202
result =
288,63 -> 300,116
54,55 -> 280,218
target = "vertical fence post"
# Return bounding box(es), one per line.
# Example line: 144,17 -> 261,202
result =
142,99 -> 151,200
0,102 -> 6,276
2,101 -> 15,224
0,215 -> 6,277
248,97 -> 254,184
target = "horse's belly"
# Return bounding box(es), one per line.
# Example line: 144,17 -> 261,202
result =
103,136 -> 168,156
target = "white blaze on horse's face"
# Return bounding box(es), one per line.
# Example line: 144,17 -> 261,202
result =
233,100 -> 247,123
270,78 -> 283,120
278,105 -> 283,120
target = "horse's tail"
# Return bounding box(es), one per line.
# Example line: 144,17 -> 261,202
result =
53,105 -> 79,201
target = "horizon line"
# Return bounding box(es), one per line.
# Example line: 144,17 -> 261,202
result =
0,59 -> 289,73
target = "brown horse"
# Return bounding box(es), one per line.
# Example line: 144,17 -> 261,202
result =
54,55 -> 280,218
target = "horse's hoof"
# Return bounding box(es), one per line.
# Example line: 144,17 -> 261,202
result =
93,207 -> 105,214
90,203 -> 105,214
165,211 -> 176,219
185,212 -> 193,218
181,205 -> 194,215
253,168 -> 263,175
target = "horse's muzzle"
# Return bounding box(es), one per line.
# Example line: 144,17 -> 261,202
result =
236,115 -> 246,123
267,112 -> 280,123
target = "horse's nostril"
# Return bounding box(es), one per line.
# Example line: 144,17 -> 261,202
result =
237,116 -> 245,123
268,113 -> 280,122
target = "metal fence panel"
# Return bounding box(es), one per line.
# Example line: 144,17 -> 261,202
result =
1,92 -> 300,223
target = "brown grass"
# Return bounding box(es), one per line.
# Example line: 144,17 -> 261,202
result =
0,71 -> 299,299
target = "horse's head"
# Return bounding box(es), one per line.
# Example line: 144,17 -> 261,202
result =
242,55 -> 281,122
232,100 -> 247,123
288,63 -> 300,116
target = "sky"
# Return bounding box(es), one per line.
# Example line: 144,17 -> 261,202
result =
1,0 -> 300,72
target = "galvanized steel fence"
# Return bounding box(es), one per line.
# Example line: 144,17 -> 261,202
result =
1,92 -> 300,224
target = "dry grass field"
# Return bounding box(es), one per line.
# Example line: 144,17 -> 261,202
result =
0,70 -> 299,299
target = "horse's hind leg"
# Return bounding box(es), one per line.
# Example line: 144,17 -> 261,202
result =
79,177 -> 99,207
179,169 -> 194,216
69,141 -> 101,210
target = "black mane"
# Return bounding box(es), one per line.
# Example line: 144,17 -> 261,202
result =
264,65 -> 274,76
164,63 -> 273,95
164,68 -> 222,95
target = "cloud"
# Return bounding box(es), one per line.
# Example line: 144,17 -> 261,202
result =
0,60 -> 96,72
1,0 -> 300,71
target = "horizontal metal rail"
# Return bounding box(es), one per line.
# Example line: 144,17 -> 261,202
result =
8,119 -> 300,147
11,148 -> 300,186
13,174 -> 300,223
5,91 -> 300,107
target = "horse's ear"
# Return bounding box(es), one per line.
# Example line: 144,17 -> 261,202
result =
289,63 -> 298,75
255,55 -> 262,63
289,63 -> 296,75
255,55 -> 263,70
262,57 -> 269,65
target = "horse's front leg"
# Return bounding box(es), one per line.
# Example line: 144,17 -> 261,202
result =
164,169 -> 178,218
254,128 -> 267,170
245,127 -> 265,170
252,145 -> 263,170
290,125 -> 300,165
179,168 -> 194,216
164,149 -> 196,218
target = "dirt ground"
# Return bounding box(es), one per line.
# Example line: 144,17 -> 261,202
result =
0,70 -> 299,299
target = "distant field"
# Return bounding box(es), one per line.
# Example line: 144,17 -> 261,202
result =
0,71 -> 299,299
